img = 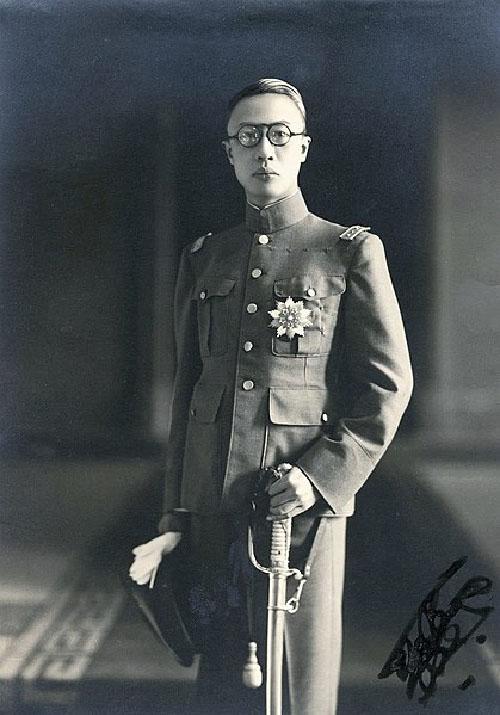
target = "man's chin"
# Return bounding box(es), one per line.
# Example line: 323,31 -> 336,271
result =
245,181 -> 289,206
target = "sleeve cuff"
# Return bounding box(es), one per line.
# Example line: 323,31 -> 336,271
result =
296,430 -> 375,514
158,508 -> 191,534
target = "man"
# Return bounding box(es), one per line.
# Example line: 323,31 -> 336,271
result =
157,78 -> 413,713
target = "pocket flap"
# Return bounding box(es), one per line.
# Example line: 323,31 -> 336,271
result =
190,382 -> 225,423
269,388 -> 329,425
196,277 -> 236,300
274,275 -> 345,298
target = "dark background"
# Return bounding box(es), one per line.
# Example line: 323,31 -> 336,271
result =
0,2 -> 498,712
2,0 -> 497,453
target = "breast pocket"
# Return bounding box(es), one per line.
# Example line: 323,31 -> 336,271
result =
195,277 -> 236,357
271,275 -> 345,356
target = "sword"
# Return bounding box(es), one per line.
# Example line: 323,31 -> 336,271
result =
245,463 -> 309,715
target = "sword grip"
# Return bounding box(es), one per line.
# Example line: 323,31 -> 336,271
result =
270,517 -> 291,568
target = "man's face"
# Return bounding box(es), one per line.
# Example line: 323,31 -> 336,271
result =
224,93 -> 311,206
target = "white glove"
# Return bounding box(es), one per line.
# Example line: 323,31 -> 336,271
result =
129,532 -> 181,589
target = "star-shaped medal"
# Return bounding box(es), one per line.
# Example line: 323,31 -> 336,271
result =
268,296 -> 314,340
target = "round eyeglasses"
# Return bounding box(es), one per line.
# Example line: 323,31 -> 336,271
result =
227,123 -> 306,148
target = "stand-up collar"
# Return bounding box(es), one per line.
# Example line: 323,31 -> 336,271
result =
245,190 -> 309,234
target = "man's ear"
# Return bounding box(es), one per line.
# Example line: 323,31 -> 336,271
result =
222,140 -> 234,165
300,135 -> 311,164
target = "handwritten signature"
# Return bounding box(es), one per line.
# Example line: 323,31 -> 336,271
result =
377,556 -> 494,703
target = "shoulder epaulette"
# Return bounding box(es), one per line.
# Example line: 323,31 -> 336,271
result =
339,225 -> 371,241
190,232 -> 212,253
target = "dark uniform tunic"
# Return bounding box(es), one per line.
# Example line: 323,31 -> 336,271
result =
160,190 -> 413,714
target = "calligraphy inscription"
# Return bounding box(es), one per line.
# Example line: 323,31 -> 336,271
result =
378,556 -> 494,704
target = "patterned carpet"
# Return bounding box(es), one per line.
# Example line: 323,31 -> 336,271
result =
0,543 -> 197,715
0,566 -> 124,713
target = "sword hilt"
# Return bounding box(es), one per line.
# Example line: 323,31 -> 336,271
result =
270,517 -> 292,569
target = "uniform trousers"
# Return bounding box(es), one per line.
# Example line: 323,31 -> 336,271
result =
185,512 -> 346,715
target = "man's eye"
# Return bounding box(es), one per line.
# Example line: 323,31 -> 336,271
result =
270,127 -> 290,142
239,129 -> 259,144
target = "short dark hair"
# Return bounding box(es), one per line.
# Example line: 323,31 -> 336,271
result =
227,78 -> 307,130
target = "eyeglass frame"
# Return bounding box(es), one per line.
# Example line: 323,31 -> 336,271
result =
226,122 -> 308,148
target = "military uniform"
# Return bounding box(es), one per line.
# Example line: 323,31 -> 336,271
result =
159,190 -> 413,713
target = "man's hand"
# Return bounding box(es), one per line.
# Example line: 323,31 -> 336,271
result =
267,463 -> 319,519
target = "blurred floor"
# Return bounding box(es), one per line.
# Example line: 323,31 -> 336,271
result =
0,453 -> 498,714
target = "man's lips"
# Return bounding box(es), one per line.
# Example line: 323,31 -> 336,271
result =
253,170 -> 278,176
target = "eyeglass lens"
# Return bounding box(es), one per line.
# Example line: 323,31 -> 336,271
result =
238,123 -> 292,147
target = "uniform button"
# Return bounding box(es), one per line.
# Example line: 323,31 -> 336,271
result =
242,380 -> 254,391
259,210 -> 266,217
257,234 -> 269,245
251,268 -> 262,278
307,288 -> 316,297
199,290 -> 206,300
243,340 -> 253,352
246,302 -> 258,314
321,412 -> 328,422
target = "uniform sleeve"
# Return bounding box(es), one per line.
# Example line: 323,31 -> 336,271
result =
296,233 -> 413,512
158,246 -> 202,533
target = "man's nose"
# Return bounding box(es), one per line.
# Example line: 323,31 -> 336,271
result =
255,133 -> 275,160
